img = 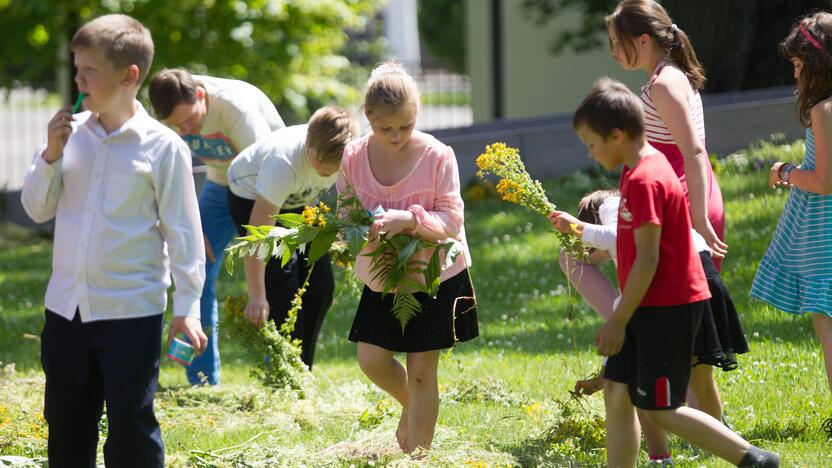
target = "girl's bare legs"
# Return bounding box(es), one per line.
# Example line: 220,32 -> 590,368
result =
638,409 -> 671,459
689,363 -> 722,420
406,350 -> 441,453
812,313 -> 832,394
357,342 -> 410,451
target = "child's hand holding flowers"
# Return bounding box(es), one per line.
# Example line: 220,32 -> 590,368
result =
548,210 -> 585,236
369,209 -> 417,240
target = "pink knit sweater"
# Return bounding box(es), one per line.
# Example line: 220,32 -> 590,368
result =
336,131 -> 472,292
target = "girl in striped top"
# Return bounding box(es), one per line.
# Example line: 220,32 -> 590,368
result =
607,0 -> 727,274
751,12 -> 832,412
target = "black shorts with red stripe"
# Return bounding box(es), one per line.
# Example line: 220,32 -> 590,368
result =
604,301 -> 705,410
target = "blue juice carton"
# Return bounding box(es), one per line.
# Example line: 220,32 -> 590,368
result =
167,337 -> 195,366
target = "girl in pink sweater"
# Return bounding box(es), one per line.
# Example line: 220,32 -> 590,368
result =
337,62 -> 478,455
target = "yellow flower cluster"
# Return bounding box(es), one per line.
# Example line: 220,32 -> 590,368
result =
477,141 -> 587,260
301,202 -> 331,228
496,179 -> 525,203
476,142 -> 554,216
475,142 -> 514,178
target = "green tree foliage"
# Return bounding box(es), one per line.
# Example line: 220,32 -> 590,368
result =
521,0 -> 830,92
0,0 -> 384,122
417,0 -> 465,73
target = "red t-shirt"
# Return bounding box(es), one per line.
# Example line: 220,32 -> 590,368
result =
616,153 -> 711,307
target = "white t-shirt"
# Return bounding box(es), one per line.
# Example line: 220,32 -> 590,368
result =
181,75 -> 285,185
228,125 -> 337,210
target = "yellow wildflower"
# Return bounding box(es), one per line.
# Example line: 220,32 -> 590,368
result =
477,141 -> 588,260
496,179 -> 524,203
524,401 -> 544,418
301,206 -> 319,226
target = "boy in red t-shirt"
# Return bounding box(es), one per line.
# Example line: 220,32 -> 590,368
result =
572,78 -> 778,468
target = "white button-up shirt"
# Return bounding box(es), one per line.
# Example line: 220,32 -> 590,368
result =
22,101 -> 205,322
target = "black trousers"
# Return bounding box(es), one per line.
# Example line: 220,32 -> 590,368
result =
227,190 -> 334,367
41,310 -> 164,468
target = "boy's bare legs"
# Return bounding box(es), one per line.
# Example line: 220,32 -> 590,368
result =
357,342 -> 410,452
644,406 -> 749,464
579,369 -> 670,458
604,380 -> 641,467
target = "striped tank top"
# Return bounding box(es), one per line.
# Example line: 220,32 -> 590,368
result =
641,58 -> 706,145
638,57 -> 726,271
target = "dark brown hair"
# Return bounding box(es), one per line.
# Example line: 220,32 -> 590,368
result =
364,60 -> 420,120
606,0 -> 706,90
780,12 -> 832,127
71,14 -> 154,85
577,189 -> 620,225
573,77 -> 645,139
306,106 -> 359,165
148,69 -> 200,120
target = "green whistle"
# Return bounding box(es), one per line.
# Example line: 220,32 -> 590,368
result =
72,92 -> 86,114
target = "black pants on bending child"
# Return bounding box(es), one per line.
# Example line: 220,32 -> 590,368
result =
41,310 -> 164,468
227,191 -> 334,367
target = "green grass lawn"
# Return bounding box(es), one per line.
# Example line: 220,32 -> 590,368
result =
1,137 -> 830,466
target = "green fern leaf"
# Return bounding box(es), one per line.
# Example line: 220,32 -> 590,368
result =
392,293 -> 422,334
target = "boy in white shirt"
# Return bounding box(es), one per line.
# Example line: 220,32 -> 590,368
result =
22,14 -> 206,467
227,106 -> 358,367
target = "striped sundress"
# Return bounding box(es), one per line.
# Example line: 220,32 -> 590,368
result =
750,128 -> 832,315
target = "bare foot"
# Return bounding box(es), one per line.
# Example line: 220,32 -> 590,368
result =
396,409 -> 409,453
574,375 -> 604,396
410,446 -> 429,460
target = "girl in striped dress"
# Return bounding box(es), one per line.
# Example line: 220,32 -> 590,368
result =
751,12 -> 832,407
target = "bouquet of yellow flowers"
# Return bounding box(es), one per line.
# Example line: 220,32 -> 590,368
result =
476,142 -> 587,259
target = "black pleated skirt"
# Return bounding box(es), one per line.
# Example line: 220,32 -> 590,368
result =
348,269 -> 479,352
693,252 -> 750,371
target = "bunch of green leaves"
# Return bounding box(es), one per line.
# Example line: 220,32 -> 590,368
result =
224,185 -> 461,333
365,235 -> 462,333
539,396 -> 606,464
225,207 -> 336,275
222,295 -> 312,395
